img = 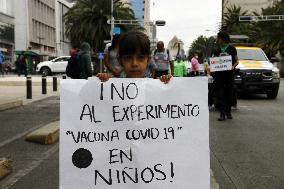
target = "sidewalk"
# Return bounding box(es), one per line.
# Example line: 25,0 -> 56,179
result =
0,75 -> 60,111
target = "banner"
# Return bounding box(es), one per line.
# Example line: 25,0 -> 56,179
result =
209,55 -> 232,72
60,78 -> 209,189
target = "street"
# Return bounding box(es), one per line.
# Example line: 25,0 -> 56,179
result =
0,79 -> 284,188
210,80 -> 284,188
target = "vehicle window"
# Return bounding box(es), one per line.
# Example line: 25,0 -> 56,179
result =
237,49 -> 268,61
62,57 -> 70,61
54,58 -> 63,62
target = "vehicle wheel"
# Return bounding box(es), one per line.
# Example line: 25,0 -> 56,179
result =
41,67 -> 51,76
267,90 -> 278,99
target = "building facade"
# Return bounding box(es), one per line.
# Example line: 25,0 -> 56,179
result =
0,0 -> 15,62
126,0 -> 150,34
15,0 -> 56,57
55,0 -> 74,56
223,0 -> 279,14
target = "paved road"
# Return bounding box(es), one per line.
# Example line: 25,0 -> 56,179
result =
210,80 -> 284,188
0,97 -> 59,189
0,80 -> 283,189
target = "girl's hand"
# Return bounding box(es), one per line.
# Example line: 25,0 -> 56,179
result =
96,73 -> 112,82
159,74 -> 172,84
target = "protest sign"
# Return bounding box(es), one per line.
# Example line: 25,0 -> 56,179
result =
60,77 -> 209,189
209,55 -> 232,72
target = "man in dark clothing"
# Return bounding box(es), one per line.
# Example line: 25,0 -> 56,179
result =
213,31 -> 239,121
78,42 -> 93,79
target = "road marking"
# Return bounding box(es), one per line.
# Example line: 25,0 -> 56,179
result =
0,121 -> 58,149
0,145 -> 58,189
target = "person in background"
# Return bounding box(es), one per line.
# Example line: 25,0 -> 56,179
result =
96,31 -> 171,83
104,34 -> 122,77
186,56 -> 192,77
144,61 -> 157,78
78,42 -> 93,79
213,31 -> 238,121
17,54 -> 27,77
173,55 -> 187,77
0,51 -> 4,76
152,41 -> 173,78
191,53 -> 200,76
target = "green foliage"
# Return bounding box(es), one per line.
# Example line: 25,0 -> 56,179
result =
221,5 -> 251,35
64,0 -> 142,51
251,0 -> 284,55
188,35 -> 208,61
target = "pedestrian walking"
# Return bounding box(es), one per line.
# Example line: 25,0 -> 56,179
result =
78,42 -> 93,79
191,53 -> 200,76
213,31 -> 239,121
0,51 -> 4,76
104,34 -> 122,77
173,55 -> 187,77
152,41 -> 173,78
17,55 -> 27,77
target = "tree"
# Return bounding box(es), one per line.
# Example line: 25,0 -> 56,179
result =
188,35 -> 208,62
251,0 -> 284,56
221,5 -> 251,35
64,0 -> 140,51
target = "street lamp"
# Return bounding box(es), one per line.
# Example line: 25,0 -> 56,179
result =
111,0 -> 114,39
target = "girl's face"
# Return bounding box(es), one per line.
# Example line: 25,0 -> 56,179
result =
119,54 -> 150,78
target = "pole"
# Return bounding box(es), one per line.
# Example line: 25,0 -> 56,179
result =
111,0 -> 114,39
26,76 -> 32,99
53,76 -> 57,91
100,59 -> 103,73
42,75 -> 47,95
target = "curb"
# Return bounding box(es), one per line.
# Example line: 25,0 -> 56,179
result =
211,169 -> 219,189
0,81 -> 53,86
25,121 -> 59,145
0,158 -> 12,180
0,100 -> 23,112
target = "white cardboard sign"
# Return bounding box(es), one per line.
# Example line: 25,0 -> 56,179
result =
209,56 -> 232,72
60,78 -> 209,189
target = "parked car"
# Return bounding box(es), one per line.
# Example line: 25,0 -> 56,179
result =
36,56 -> 70,76
234,46 -> 280,99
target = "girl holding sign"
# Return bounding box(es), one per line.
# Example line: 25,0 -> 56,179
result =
97,31 -> 172,83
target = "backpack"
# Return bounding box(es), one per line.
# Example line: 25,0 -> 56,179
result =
154,49 -> 170,61
66,55 -> 81,79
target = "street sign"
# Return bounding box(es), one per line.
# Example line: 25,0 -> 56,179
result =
209,56 -> 232,72
97,52 -> 104,60
112,27 -> 121,35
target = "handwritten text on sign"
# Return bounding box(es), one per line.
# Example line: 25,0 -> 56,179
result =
209,55 -> 232,72
60,78 -> 209,189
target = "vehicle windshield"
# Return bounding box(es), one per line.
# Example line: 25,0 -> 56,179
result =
237,49 -> 268,61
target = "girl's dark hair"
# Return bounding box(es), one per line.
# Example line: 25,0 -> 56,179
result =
108,34 -> 120,51
217,31 -> 230,43
119,31 -> 150,56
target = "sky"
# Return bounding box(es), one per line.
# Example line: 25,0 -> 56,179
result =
150,0 -> 222,50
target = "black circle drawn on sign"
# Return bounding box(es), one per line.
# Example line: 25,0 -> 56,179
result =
72,148 -> 93,169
